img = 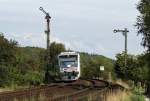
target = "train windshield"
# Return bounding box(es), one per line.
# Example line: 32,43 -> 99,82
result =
60,61 -> 77,68
59,55 -> 78,68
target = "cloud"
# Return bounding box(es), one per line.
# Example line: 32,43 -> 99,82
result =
5,32 -> 45,47
58,39 -> 106,55
1,0 -> 144,59
5,32 -> 106,55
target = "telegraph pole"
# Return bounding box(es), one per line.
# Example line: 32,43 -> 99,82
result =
39,7 -> 51,64
113,28 -> 129,68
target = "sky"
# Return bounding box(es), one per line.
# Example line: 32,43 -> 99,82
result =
0,0 -> 145,59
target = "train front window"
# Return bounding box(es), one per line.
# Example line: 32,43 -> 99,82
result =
59,55 -> 78,68
60,61 -> 77,68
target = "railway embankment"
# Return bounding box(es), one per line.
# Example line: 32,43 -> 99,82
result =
0,79 -> 127,101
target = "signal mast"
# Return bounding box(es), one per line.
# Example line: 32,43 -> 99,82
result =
39,7 -> 51,64
113,28 -> 129,68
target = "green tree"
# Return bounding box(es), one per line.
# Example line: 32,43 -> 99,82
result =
45,42 -> 66,83
15,47 -> 45,86
115,52 -> 149,85
136,0 -> 150,50
80,53 -> 114,79
0,34 -> 18,86
136,0 -> 150,94
49,42 -> 66,68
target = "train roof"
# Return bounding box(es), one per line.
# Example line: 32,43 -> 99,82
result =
58,52 -> 79,56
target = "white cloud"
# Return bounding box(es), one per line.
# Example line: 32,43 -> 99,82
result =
5,32 -> 46,47
1,0 -> 144,59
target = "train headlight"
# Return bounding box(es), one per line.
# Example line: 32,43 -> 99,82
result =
67,65 -> 71,67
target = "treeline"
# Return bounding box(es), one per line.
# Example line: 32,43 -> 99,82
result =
80,53 -> 114,79
0,34 -> 45,87
0,34 -> 114,87
1,32 -> 149,93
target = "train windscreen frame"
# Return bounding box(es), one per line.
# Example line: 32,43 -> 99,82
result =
59,55 -> 78,68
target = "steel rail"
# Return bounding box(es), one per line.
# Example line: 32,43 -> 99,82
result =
50,79 -> 110,101
0,79 -> 113,101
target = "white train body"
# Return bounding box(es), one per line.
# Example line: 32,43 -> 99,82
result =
58,52 -> 80,81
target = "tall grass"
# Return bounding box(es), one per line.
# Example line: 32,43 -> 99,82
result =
106,90 -> 130,101
106,90 -> 145,101
130,94 -> 145,101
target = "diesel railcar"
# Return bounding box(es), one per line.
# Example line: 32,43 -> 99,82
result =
58,52 -> 80,81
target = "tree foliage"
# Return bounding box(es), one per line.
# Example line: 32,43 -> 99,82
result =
49,42 -> 66,68
80,53 -> 114,79
44,42 -> 66,83
136,0 -> 150,51
0,34 -> 116,87
115,52 -> 149,83
136,0 -> 150,94
0,34 -> 18,86
0,34 -> 18,65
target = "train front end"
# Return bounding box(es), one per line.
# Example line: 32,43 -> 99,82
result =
58,52 -> 80,81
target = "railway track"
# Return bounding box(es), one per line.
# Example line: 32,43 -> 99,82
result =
49,79 -> 110,101
0,79 -> 110,101
0,84 -> 61,101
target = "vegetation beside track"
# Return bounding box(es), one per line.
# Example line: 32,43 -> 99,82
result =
0,33 -> 149,100
0,34 -> 114,88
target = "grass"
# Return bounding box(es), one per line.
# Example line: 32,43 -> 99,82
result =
130,94 -> 145,101
0,88 -> 13,92
105,84 -> 146,101
106,90 -> 130,101
105,90 -> 145,101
